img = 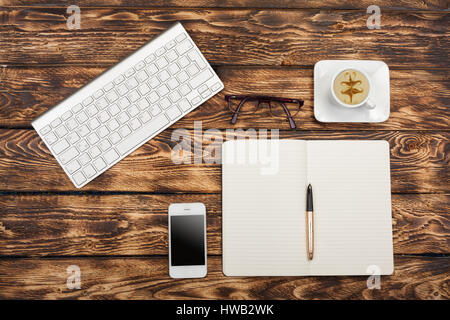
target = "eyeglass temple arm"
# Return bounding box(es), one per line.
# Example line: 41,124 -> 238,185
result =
230,97 -> 250,124
277,102 -> 297,129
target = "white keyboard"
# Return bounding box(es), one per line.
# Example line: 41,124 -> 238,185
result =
32,23 -> 223,188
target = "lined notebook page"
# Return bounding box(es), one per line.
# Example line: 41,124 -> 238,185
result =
222,140 -> 308,276
306,140 -> 393,275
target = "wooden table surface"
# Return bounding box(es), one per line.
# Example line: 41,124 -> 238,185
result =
0,0 -> 448,300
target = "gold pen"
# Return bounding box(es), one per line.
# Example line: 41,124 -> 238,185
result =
306,184 -> 314,260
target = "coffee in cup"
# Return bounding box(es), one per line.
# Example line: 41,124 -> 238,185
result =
331,68 -> 375,109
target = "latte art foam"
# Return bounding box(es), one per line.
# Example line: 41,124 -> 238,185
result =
333,69 -> 370,105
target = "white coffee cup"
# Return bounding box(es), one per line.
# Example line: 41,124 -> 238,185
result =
330,67 -> 376,109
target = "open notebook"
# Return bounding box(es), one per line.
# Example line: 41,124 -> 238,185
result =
222,140 -> 393,276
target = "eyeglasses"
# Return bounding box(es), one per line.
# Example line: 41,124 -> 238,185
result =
225,95 -> 304,129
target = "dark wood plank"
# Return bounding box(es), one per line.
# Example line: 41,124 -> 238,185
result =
0,9 -> 448,67
0,256 -> 448,299
0,0 -> 448,10
0,129 -> 447,192
1,67 -> 449,130
0,193 -> 448,256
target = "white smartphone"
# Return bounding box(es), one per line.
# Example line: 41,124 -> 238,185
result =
168,203 -> 207,278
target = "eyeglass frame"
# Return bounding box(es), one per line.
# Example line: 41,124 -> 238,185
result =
225,95 -> 304,129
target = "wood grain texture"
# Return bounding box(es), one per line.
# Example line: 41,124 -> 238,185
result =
0,256 -> 448,299
0,0 -> 448,10
0,193 -> 448,257
0,8 -> 448,67
0,129 -> 448,193
1,67 -> 449,130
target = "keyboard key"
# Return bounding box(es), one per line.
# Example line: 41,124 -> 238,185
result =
166,40 -> 177,49
82,96 -> 94,106
187,63 -> 199,76
166,106 -> 182,120
126,77 -> 139,90
156,47 -> 166,56
119,125 -> 132,138
60,146 -> 79,164
146,64 -> 158,76
135,61 -> 145,70
109,132 -> 121,144
201,89 -> 210,98
127,105 -> 140,117
118,112 -> 130,124
176,39 -> 192,55
66,118 -> 78,131
156,55 -> 167,67
136,70 -> 148,82
138,83 -> 150,96
88,118 -> 100,130
167,78 -> 179,90
51,118 -> 62,128
40,125 -> 52,135
147,91 -> 159,103
117,83 -> 128,96
72,171 -> 86,185
129,118 -> 141,130
188,49 -> 207,69
159,97 -> 171,109
78,152 -> 91,165
98,126 -> 109,138
179,84 -> 191,95
66,160 -> 81,174
137,98 -> 150,110
100,139 -> 111,151
114,75 -> 125,84
157,84 -> 169,97
166,51 -> 178,63
150,105 -> 162,116
67,132 -> 80,144
106,90 -> 119,103
94,89 -> 104,99
178,99 -> 191,112
138,111 -> 151,124
118,97 -> 131,109
125,67 -> 135,78
198,84 -> 208,94
169,91 -> 181,103
88,132 -> 100,145
93,157 -> 107,171
98,111 -> 111,123
191,96 -> 201,105
62,111 -> 72,121
178,56 -> 189,68
145,54 -> 155,63
158,70 -> 170,82
83,164 -> 96,178
176,33 -> 186,42
77,140 -> 89,152
128,90 -> 140,102
189,69 -> 213,88
177,71 -> 189,83
89,146 -> 101,159
72,104 -> 83,114
104,82 -> 114,92
45,132 -> 58,145
52,139 -> 70,154
76,111 -> 88,124
148,77 -> 160,88
77,125 -> 90,137
116,114 -> 169,155
86,105 -> 98,117
107,119 -> 120,131
55,125 -> 68,138
104,148 -> 120,164
211,82 -> 221,91
108,104 -> 120,116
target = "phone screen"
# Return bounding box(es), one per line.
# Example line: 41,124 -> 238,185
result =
170,215 -> 205,266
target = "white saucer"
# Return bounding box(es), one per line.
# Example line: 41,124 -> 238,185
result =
314,60 -> 390,123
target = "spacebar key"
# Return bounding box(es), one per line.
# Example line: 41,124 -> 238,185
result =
116,114 -> 169,155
